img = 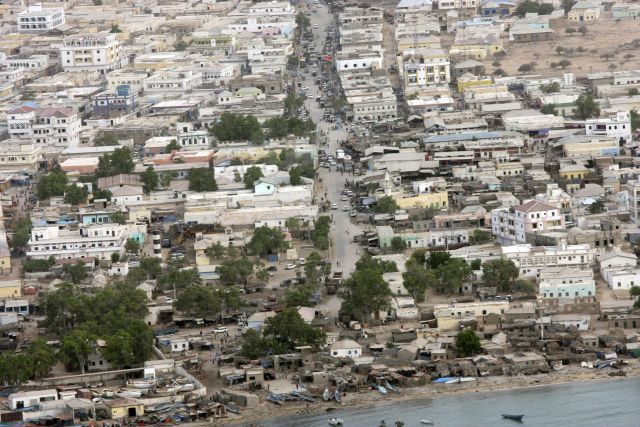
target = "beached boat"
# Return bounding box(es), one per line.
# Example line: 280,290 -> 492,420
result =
420,420 -> 435,425
501,414 -> 524,421
116,390 -> 142,398
328,418 -> 343,426
326,407 -> 337,413
385,382 -> 400,393
154,386 -> 177,397
376,385 -> 388,395
266,395 -> 283,406
176,383 -> 195,393
128,379 -> 156,389
334,390 -> 342,402
323,388 -> 331,402
444,377 -> 476,384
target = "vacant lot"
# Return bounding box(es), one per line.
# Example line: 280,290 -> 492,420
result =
489,14 -> 640,78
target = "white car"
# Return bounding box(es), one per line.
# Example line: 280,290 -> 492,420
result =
302,86 -> 309,91
213,327 -> 228,334
343,205 -> 349,211
299,257 -> 306,265
285,263 -> 297,270
332,203 -> 338,210
340,195 -> 349,201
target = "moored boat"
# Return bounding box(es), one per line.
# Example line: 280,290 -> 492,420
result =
376,385 -> 388,395
323,388 -> 331,401
420,419 -> 435,425
328,417 -> 343,426
501,414 -> 524,421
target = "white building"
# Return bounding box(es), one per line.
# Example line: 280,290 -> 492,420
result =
585,112 -> 632,144
60,33 -> 127,74
625,180 -> 640,224
143,70 -> 203,95
330,339 -> 362,358
336,49 -> 384,72
601,266 -> 640,290
538,267 -> 596,299
0,141 -> 43,172
17,3 -> 65,33
176,122 -> 210,150
401,49 -> 451,87
6,104 -> 81,147
9,389 -> 58,410
27,224 -> 128,260
491,200 -> 565,245
248,1 -> 295,16
0,54 -> 50,71
501,244 -> 595,279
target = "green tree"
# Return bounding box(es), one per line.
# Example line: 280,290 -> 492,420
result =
287,55 -> 299,69
374,196 -> 399,214
93,188 -> 112,201
339,256 -> 392,320
103,331 -> 134,368
470,259 -> 482,270
23,257 -> 55,273
428,251 -> 452,269
188,168 -> 218,191
455,329 -> 481,357
295,12 -> 310,30
61,329 -> 94,374
588,199 -> 605,214
159,268 -> 200,291
540,104 -> 557,115
240,329 -> 267,359
64,184 -> 88,205
629,88 -> 639,96
538,2 -> 554,14
160,171 -> 178,188
289,167 -> 302,185
140,166 -> 159,194
110,24 -> 122,33
243,165 -> 264,188
27,339 -> 57,379
263,308 -> 325,352
575,94 -> 600,120
562,0 -> 574,13
111,252 -> 120,263
631,110 -> 640,131
558,59 -> 572,69
518,63 -> 533,74
218,257 -> 254,286
63,261 -> 87,284
110,211 -> 126,225
96,147 -> 135,177
513,278 -> 537,296
631,286 -> 640,309
210,112 -> 264,145
389,236 -> 407,253
37,165 -> 68,199
470,229 -> 492,245
11,217 -> 32,250
174,41 -> 188,51
283,285 -> 315,307
577,25 -> 587,36
540,82 -> 560,94
205,242 -> 226,259
284,92 -> 304,115
482,258 -> 519,292
435,259 -> 471,293
140,257 -> 163,278
125,238 -> 140,253
312,216 -> 331,249
514,0 -> 540,16
248,225 -> 288,257
175,286 -> 221,317
402,260 -> 437,303
565,27 -> 576,36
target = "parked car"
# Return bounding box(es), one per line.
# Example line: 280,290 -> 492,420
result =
332,203 -> 338,210
299,257 -> 306,265
213,327 -> 228,334
267,265 -> 278,272
285,263 -> 297,270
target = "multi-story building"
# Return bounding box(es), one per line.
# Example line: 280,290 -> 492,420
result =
248,1 -> 295,17
401,49 -> 451,88
60,33 -> 127,74
176,122 -> 210,150
143,70 -> 203,95
0,54 -> 50,71
501,244 -> 595,279
336,49 -> 384,72
625,179 -> 640,224
92,85 -> 137,118
492,200 -> 565,245
0,141 -> 43,172
17,3 -> 65,33
6,103 -> 81,147
585,112 -> 632,144
26,224 -> 128,260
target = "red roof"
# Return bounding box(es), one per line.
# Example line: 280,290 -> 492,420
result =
7,105 -> 35,114
514,200 -> 556,213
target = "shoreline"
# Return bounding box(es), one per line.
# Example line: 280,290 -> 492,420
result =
225,360 -> 640,426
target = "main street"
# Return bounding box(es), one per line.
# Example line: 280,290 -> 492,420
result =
300,1 -> 365,323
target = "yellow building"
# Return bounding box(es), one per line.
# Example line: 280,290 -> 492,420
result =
0,280 -> 20,299
104,398 -> 144,419
457,75 -> 493,93
559,165 -> 588,181
393,191 -> 449,210
568,0 -> 601,22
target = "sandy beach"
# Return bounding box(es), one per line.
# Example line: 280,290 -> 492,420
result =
219,359 -> 640,426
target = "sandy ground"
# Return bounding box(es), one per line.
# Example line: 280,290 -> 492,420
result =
221,359 -> 640,426
490,14 -> 640,77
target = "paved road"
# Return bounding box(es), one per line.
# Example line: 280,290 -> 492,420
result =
302,1 -> 365,322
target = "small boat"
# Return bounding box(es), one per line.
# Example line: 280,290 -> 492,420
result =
502,414 -> 524,421
266,395 -> 283,406
291,391 -> 315,402
334,390 -> 342,402
420,420 -> 435,425
376,385 -> 388,395
444,377 -> 476,384
128,379 -> 156,389
225,404 -> 241,414
116,390 -> 141,398
176,383 -> 195,393
326,407 -> 336,413
328,418 -> 343,426
385,382 -> 400,393
323,388 -> 331,402
154,386 -> 177,396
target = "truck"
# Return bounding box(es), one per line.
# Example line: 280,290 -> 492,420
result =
336,149 -> 345,160
326,270 -> 343,295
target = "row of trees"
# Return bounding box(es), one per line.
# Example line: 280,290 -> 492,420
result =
339,256 -> 396,320
312,215 -> 331,250
41,281 -> 154,374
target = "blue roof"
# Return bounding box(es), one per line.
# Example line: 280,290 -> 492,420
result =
425,131 -> 505,144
